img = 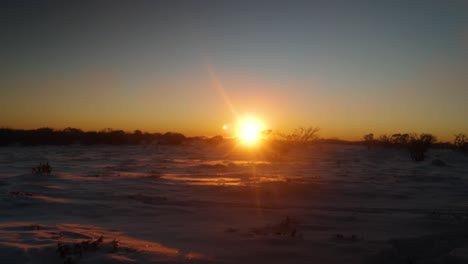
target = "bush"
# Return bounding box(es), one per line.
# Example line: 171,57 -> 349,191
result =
363,133 -> 375,148
453,133 -> 467,152
276,126 -> 320,147
407,133 -> 436,161
390,133 -> 409,147
261,126 -> 319,160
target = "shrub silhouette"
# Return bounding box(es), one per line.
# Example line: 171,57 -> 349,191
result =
371,132 -> 437,162
453,133 -> 467,152
407,133 -> 436,161
378,134 -> 392,147
262,126 -> 319,160
363,133 -> 375,149
390,133 -> 409,147
276,126 -> 320,147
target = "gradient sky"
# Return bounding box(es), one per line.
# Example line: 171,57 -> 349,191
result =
1,0 -> 467,140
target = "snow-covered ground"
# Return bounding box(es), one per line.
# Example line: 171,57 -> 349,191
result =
1,142 -> 468,263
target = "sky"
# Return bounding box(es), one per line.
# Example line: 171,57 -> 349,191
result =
1,0 -> 467,140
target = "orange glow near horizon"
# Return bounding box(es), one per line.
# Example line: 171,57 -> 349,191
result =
0,63 -> 463,143
236,116 -> 266,145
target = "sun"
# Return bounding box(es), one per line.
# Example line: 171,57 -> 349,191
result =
237,117 -> 265,145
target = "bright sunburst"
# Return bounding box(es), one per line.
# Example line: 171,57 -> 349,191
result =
237,117 -> 265,145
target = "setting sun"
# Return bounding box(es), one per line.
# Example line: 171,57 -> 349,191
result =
237,117 -> 265,145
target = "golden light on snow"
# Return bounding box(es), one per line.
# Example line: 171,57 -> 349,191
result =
236,117 -> 265,145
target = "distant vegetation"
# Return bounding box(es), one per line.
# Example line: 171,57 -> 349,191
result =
1,127 -> 465,157
0,127 -> 189,146
407,133 -> 437,161
362,132 -> 468,161
276,127 -> 320,147
261,126 -> 320,160
453,133 -> 467,152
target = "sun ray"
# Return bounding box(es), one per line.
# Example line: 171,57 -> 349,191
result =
206,64 -> 238,118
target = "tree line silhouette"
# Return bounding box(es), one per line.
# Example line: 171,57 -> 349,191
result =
0,128 -> 188,146
1,127 -> 466,154
362,132 -> 467,161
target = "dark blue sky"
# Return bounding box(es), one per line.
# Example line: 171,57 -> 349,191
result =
1,0 -> 467,139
